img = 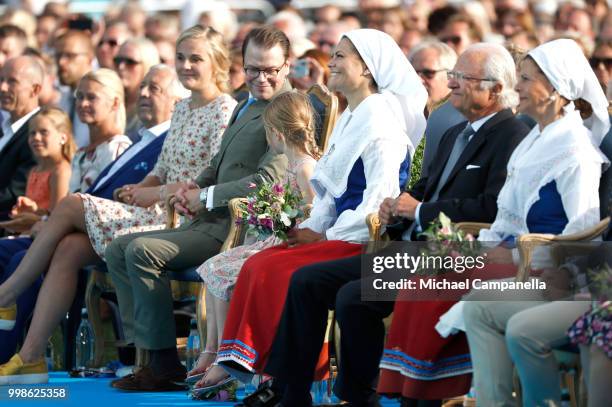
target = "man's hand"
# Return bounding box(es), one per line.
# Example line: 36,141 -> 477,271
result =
378,197 -> 398,226
171,182 -> 202,218
392,193 -> 421,220
287,227 -> 325,246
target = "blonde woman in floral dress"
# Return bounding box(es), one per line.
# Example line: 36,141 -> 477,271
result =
188,91 -> 318,396
83,26 -> 236,256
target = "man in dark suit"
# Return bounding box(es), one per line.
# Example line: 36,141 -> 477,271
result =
257,43 -> 530,407
106,26 -> 290,391
0,56 -> 42,218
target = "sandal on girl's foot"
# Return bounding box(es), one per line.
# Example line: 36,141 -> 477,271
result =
186,350 -> 217,384
190,376 -> 237,401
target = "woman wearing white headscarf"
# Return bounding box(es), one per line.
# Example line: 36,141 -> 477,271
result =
217,29 -> 426,381
451,38 -> 609,407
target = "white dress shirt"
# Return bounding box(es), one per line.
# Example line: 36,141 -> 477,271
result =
93,120 -> 171,188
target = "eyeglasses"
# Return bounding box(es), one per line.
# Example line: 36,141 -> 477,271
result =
447,70 -> 497,83
416,68 -> 448,80
99,39 -> 120,48
244,63 -> 286,79
114,56 -> 142,67
439,35 -> 462,46
589,57 -> 612,70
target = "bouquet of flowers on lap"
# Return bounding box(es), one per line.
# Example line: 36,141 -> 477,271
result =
238,181 -> 304,241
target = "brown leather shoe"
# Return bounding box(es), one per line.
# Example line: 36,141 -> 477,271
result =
111,366 -> 187,392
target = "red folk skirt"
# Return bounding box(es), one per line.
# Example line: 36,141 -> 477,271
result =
378,263 -> 518,400
218,240 -> 362,380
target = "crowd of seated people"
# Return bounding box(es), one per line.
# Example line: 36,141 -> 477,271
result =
0,1 -> 609,406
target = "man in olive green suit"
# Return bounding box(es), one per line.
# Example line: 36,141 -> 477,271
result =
106,27 -> 291,391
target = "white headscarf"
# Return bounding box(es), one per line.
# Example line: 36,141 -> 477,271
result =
528,38 -> 610,146
343,29 -> 428,155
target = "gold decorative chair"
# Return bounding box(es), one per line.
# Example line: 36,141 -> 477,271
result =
306,83 -> 338,153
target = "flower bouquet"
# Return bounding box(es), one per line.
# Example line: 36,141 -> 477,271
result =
416,212 -> 482,275
238,181 -> 304,241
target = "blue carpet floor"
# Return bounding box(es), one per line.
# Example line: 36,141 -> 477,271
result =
0,372 -> 401,406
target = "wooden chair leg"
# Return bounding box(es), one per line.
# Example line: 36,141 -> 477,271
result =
564,370 -> 579,407
85,270 -> 105,367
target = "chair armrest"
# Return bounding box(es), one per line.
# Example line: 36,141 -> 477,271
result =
165,193 -> 179,229
220,198 -> 248,253
514,217 -> 610,282
366,212 -> 382,242
454,222 -> 491,237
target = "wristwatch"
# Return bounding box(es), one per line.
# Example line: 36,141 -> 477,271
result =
199,187 -> 209,205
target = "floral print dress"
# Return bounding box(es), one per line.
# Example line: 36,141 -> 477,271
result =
568,300 -> 612,358
80,94 -> 237,258
197,156 -> 317,301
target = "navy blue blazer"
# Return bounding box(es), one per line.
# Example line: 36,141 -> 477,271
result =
86,130 -> 168,200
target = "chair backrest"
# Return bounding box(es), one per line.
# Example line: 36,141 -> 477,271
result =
307,84 -> 338,152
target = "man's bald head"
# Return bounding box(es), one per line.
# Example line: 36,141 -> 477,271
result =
0,55 -> 43,120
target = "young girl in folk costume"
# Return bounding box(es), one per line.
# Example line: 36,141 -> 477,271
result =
187,90 -> 319,397
0,108 -> 75,234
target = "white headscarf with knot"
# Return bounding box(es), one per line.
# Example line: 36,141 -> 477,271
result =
528,38 -> 610,146
343,29 -> 428,155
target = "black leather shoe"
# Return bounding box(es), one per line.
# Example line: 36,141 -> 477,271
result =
235,386 -> 281,407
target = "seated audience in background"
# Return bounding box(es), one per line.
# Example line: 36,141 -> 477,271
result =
437,13 -> 481,56
0,24 -> 26,69
187,91 -> 319,396
219,29 -> 426,407
408,40 -> 465,178
0,67 -> 184,383
461,38 -> 609,407
590,37 -> 612,97
55,30 -> 95,148
34,13 -> 59,53
0,56 -> 43,216
229,47 -> 247,101
105,26 -> 289,392
114,39 -> 160,141
153,38 -> 176,68
289,48 -> 330,91
95,21 -> 129,70
262,42 -> 528,407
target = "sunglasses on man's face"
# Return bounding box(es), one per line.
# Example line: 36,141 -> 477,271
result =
416,68 -> 447,80
589,57 -> 612,70
99,39 -> 119,48
114,56 -> 142,67
439,35 -> 462,46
